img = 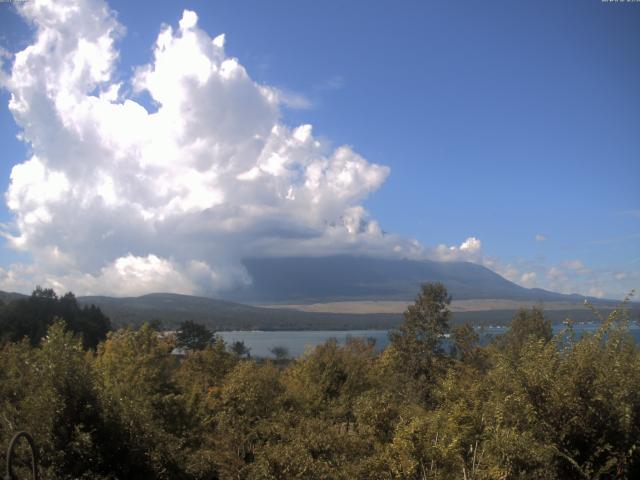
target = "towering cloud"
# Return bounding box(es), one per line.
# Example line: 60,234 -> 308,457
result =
1,0 -> 423,295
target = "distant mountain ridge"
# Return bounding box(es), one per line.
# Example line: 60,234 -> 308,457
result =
76,292 -> 402,330
220,256 -> 595,304
0,290 -> 624,331
0,291 -> 27,303
1,255 -> 629,331
71,293 -> 632,331
0,256 -> 602,306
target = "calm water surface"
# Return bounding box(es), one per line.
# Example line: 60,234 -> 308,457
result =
218,323 -> 640,358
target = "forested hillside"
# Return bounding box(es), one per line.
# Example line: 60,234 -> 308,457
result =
0,287 -> 111,348
77,292 -> 403,330
1,284 -> 638,479
76,292 -> 627,330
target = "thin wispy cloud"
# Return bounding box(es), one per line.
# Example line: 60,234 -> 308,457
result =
275,88 -> 313,110
619,209 -> 640,219
586,233 -> 640,246
315,75 -> 345,91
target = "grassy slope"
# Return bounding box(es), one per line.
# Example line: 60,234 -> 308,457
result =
77,293 -> 637,331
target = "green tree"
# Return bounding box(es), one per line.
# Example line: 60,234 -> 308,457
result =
450,323 -> 488,371
176,320 -> 214,351
0,287 -> 111,348
481,307 -> 640,479
93,324 -> 187,479
230,340 -> 251,359
284,338 -> 377,425
173,338 -> 238,479
496,306 -> 552,359
388,282 -> 452,404
0,320 -> 106,479
250,416 -> 370,480
213,361 -> 285,479
270,345 -> 290,363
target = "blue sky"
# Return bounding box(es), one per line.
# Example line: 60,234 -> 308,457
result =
0,0 -> 638,298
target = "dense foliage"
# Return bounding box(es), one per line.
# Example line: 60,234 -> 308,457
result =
0,284 -> 639,479
0,287 -> 111,349
177,320 -> 215,351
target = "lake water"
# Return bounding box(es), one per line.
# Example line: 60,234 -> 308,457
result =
218,323 -> 640,358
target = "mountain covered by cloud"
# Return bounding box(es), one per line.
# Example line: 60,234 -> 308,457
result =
0,0 -> 433,296
0,0 -> 630,299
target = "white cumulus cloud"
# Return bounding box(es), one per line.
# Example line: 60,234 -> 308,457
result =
430,237 -> 482,262
0,1 -> 423,295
